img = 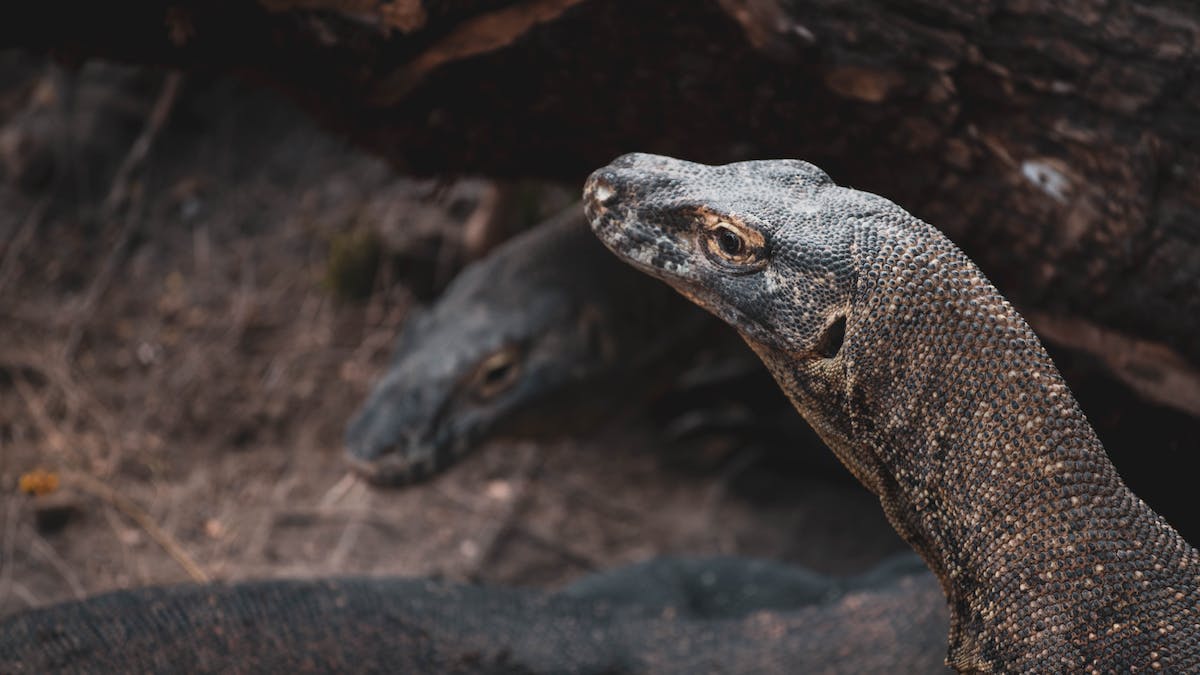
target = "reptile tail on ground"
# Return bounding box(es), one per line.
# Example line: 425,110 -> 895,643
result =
1,554 -> 948,674
584,152 -> 1200,672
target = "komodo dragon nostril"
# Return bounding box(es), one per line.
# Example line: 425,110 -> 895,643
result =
587,171 -> 619,207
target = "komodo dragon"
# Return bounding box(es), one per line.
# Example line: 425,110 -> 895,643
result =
584,153 -> 1200,672
1,554 -> 949,674
345,207 -> 720,485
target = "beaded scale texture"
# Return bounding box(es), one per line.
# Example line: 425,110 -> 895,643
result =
584,153 -> 1200,672
1,557 -> 948,673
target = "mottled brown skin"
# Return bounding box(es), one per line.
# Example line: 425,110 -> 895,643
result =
585,153 -> 1200,672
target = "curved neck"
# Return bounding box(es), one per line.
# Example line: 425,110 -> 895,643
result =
823,229 -> 1200,670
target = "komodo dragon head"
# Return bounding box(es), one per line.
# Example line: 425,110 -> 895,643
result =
345,208 -> 704,485
585,153 -> 1200,672
585,154 -> 872,488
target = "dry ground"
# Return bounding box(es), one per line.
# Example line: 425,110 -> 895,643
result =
0,57 -> 905,619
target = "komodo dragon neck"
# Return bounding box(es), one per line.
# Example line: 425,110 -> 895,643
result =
783,223 -> 1200,672
583,152 -> 1200,672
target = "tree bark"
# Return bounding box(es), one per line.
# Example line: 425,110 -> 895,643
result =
4,0 -> 1199,412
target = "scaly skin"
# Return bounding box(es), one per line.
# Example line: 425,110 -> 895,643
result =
584,153 -> 1200,672
1,555 -> 947,674
345,208 -> 710,485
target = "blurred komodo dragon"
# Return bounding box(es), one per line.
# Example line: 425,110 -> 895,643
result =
584,153 -> 1200,672
344,208 -> 724,485
1,554 -> 949,674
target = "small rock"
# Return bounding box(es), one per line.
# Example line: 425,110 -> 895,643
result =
204,518 -> 226,540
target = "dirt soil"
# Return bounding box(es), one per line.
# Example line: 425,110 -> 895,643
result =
0,57 -> 907,619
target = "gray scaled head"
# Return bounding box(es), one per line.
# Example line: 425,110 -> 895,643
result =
344,209 -> 685,486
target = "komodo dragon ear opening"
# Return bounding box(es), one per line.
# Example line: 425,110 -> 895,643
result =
816,314 -> 846,359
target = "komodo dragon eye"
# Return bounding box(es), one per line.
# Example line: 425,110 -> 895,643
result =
471,346 -> 522,400
700,217 -> 766,269
716,228 -> 744,256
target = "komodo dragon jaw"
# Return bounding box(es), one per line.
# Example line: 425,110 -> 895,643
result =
584,152 -> 1200,673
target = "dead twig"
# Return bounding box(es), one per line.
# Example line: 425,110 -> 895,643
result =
61,471 -> 209,583
325,519 -> 365,572
245,469 -> 301,562
101,72 -> 183,218
99,504 -> 142,583
506,526 -> 599,573
268,509 -> 407,541
10,371 -> 85,465
63,71 -> 184,362
541,481 -> 644,524
0,197 -> 49,296
61,186 -> 145,361
9,581 -> 41,610
465,443 -> 545,579
324,479 -> 372,571
429,469 -> 601,574
3,349 -> 121,455
317,472 -> 361,510
30,535 -> 86,600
